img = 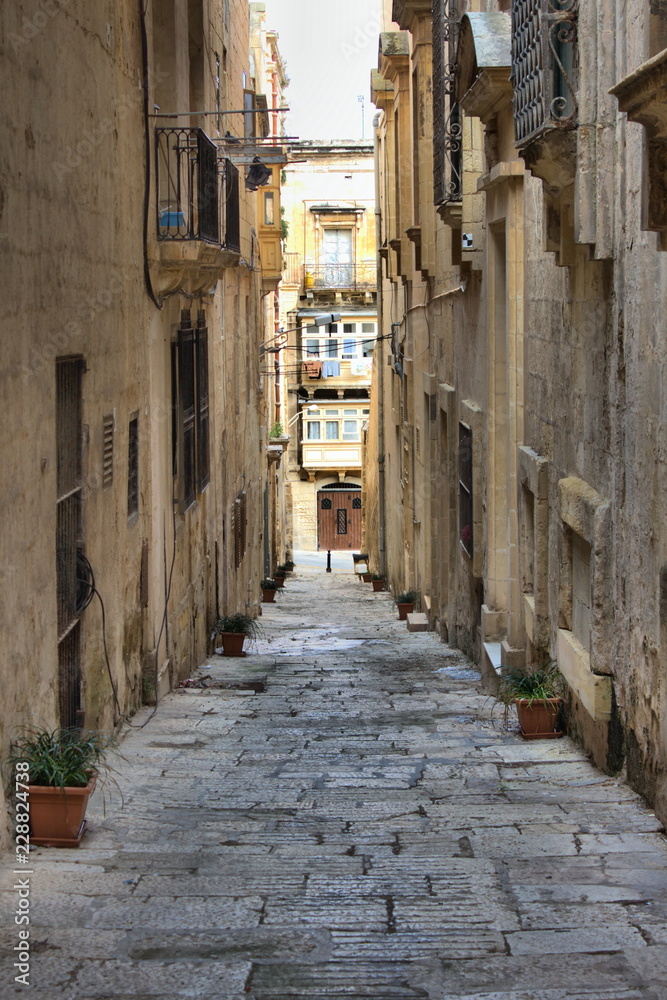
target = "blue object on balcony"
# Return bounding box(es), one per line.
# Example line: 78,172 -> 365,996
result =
159,210 -> 185,228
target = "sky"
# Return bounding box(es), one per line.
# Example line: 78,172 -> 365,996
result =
263,0 -> 384,142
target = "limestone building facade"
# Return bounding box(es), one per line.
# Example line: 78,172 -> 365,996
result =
0,0 -> 286,842
367,0 -> 667,822
279,142 -> 378,552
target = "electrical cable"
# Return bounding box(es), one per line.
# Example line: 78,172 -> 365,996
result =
76,525 -> 177,730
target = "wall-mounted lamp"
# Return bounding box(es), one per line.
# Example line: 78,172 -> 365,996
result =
301,313 -> 342,332
287,404 -> 318,428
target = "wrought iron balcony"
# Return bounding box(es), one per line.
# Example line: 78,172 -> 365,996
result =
155,127 -> 240,251
433,0 -> 462,207
304,261 -> 377,292
511,0 -> 578,149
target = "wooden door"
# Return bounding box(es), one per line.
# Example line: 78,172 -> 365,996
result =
317,489 -> 362,550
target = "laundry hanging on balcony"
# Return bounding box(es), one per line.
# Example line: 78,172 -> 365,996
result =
321,360 -> 340,378
303,359 -> 323,378
349,358 -> 372,376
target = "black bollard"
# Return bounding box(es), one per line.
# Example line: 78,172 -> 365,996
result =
326,550 -> 332,573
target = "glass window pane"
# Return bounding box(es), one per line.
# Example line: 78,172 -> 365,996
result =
325,409 -> 339,416
343,420 -> 359,441
325,339 -> 339,357
343,409 -> 356,415
361,322 -> 375,333
307,421 -> 320,439
342,339 -> 358,358
343,323 -> 355,333
325,421 -> 339,439
264,191 -> 274,226
306,340 -> 319,356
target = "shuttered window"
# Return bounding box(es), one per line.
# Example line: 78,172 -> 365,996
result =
232,491 -> 247,567
172,309 -> 210,510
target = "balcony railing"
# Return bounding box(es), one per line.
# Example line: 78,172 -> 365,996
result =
433,0 -> 462,205
304,261 -> 377,291
511,0 -> 578,148
155,127 -> 240,251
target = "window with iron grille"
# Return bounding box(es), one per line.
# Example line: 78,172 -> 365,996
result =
511,0 -> 578,148
232,491 -> 247,567
432,0 -> 462,205
102,414 -> 114,488
127,415 -> 139,520
458,422 -> 473,558
172,310 -> 210,511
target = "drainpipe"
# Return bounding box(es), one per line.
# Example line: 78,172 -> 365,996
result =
373,113 -> 387,578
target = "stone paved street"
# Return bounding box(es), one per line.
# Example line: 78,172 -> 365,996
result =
4,568 -> 667,998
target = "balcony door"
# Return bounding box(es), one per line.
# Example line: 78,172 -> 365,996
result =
322,228 -> 352,287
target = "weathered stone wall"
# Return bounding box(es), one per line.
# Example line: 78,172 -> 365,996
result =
370,1 -> 667,825
290,481 -> 318,550
0,0 -> 272,846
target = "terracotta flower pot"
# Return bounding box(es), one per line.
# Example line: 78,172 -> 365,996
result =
29,777 -> 97,847
362,573 -> 372,583
274,576 -> 285,588
219,632 -> 246,657
262,589 -> 276,603
515,698 -> 563,739
396,602 -> 414,620
371,579 -> 385,592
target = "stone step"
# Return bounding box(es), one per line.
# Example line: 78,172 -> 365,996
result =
406,612 -> 429,632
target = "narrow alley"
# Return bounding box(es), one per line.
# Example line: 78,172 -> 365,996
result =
4,566 -> 667,999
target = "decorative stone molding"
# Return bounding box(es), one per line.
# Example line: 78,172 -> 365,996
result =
392,0 -> 431,32
611,48 -> 667,246
371,70 -> 394,110
611,48 -> 667,140
437,382 -> 455,414
151,241 -> 240,297
557,475 -> 613,721
456,13 -> 512,124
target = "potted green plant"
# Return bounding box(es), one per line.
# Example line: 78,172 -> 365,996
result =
261,579 -> 278,603
269,423 -> 290,450
362,571 -> 372,583
274,564 -> 287,587
370,573 -> 386,592
213,613 -> 261,657
394,589 -> 419,620
282,559 -> 295,574
496,663 -> 567,739
8,726 -> 119,847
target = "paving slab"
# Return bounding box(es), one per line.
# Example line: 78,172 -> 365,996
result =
3,567 -> 667,998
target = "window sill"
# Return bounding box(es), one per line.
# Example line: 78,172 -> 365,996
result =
557,628 -> 612,722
